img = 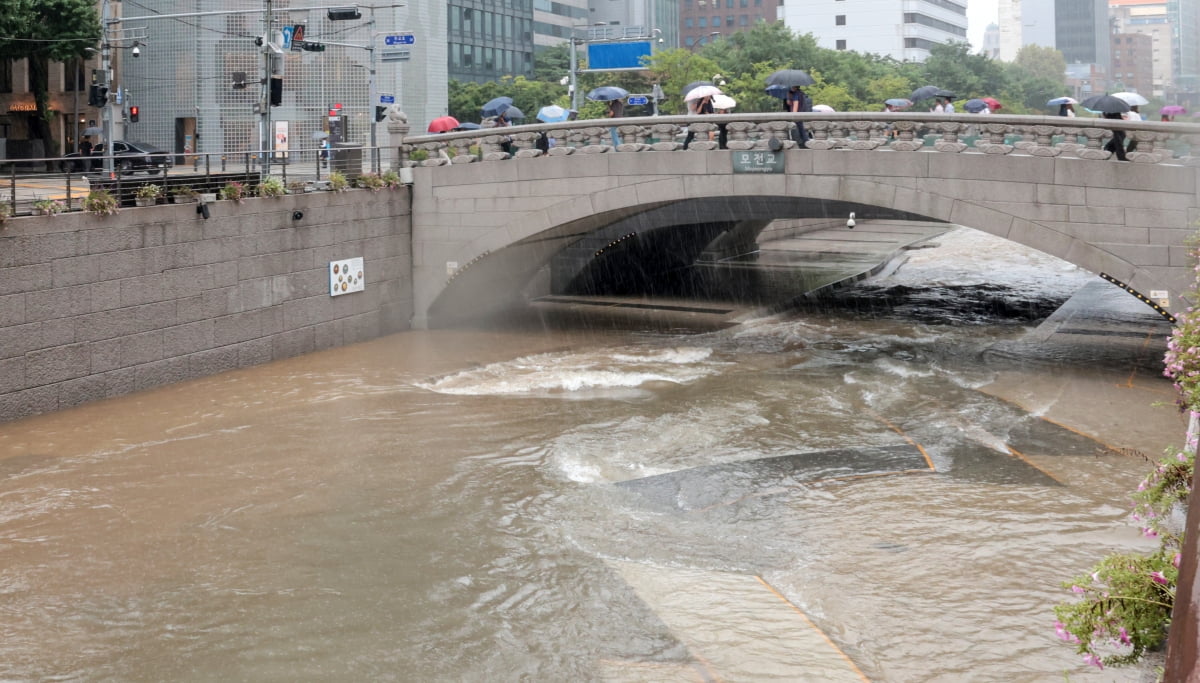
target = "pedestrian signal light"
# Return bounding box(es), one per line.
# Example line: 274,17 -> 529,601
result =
129,105 -> 139,122
375,106 -> 387,122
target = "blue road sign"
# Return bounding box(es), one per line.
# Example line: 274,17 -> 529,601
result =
379,94 -> 395,104
627,96 -> 649,106
281,26 -> 293,50
384,34 -> 415,46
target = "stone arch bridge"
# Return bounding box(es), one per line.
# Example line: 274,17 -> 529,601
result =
399,113 -> 1200,328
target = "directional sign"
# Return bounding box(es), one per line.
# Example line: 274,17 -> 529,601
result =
384,33 -> 415,46
280,26 -> 294,50
627,96 -> 648,106
379,94 -> 395,104
380,49 -> 411,62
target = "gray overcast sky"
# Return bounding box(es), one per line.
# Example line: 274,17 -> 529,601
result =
968,0 -> 1000,51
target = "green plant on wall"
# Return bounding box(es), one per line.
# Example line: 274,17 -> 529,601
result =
328,170 -> 348,192
82,189 -> 118,215
257,176 -> 285,198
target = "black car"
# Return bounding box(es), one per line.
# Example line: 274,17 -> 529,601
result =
61,140 -> 172,174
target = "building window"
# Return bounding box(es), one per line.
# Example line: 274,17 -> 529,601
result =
835,14 -> 845,25
685,17 -> 693,27
726,15 -> 734,26
739,14 -> 748,25
698,17 -> 707,27
836,39 -> 847,50
0,59 -> 10,94
64,59 -> 85,91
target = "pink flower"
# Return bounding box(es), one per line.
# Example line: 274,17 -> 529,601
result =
1071,584 -> 1085,594
1143,528 -> 1158,538
1175,553 -> 1182,568
1118,627 -> 1131,645
1151,571 -> 1169,585
1083,653 -> 1104,670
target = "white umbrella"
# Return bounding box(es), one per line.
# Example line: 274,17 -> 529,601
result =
684,85 -> 722,101
711,94 -> 736,110
811,104 -> 836,113
1112,92 -> 1149,106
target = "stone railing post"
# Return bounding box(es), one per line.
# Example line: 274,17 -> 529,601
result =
648,123 -> 683,151
755,121 -> 797,150
888,121 -> 923,151
845,120 -> 883,150
724,121 -> 757,150
616,124 -> 651,152
385,107 -> 410,170
805,120 -> 836,150
1027,124 -> 1062,157
480,134 -> 510,161
449,136 -> 478,163
510,131 -> 543,158
932,121 -> 966,153
1076,128 -> 1112,160
976,122 -> 1013,154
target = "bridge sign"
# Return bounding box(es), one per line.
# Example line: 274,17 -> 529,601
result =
381,49 -> 411,62
732,150 -> 785,173
626,96 -> 649,106
384,33 -> 415,46
379,94 -> 395,104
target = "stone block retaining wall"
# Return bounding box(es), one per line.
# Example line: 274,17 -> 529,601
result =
0,189 -> 412,424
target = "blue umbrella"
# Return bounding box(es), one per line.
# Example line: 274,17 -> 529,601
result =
481,96 -> 514,118
885,98 -> 912,109
586,86 -> 628,102
1047,96 -> 1077,106
963,98 -> 988,113
537,104 -> 569,123
765,84 -> 789,99
502,106 -> 525,120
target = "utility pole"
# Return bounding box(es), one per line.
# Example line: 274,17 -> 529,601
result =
261,0 -> 273,177
99,0 -> 114,178
569,35 -> 579,111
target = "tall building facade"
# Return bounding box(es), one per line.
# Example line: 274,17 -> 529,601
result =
447,1 -> 534,83
1111,32 -> 1155,93
1055,0 -> 1110,66
587,0 -> 680,48
120,0 -> 447,159
1167,0 -> 1200,95
997,0 -> 1057,61
1110,0 -> 1173,97
982,22 -> 1001,59
534,0 -> 590,49
779,0 -> 967,61
679,0 -> 782,49
0,56 -> 94,158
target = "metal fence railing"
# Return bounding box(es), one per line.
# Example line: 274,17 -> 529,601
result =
1,145 -> 392,216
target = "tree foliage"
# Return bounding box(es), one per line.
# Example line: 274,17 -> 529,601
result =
449,24 -> 1073,125
0,0 -> 101,152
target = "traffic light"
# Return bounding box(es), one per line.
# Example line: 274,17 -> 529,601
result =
375,106 -> 387,122
88,84 -> 108,107
269,76 -> 283,106
129,105 -> 139,122
300,41 -> 326,52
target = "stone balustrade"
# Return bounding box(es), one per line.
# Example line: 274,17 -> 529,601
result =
398,113 -> 1200,167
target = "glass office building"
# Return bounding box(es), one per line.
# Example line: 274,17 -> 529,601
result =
119,0 -> 447,160
447,1 -> 535,83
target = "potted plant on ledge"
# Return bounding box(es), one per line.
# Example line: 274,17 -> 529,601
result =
82,189 -> 119,216
220,180 -> 246,203
172,186 -> 199,203
257,176 -> 285,198
32,198 -> 66,216
134,184 -> 162,207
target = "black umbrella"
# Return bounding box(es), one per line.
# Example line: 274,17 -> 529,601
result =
503,106 -> 526,120
934,89 -> 956,99
1081,94 -> 1131,114
481,96 -> 514,118
682,80 -> 713,97
963,98 -> 988,113
910,85 -> 941,101
765,69 -> 815,88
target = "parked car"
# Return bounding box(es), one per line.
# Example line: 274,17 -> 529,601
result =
61,140 -> 172,174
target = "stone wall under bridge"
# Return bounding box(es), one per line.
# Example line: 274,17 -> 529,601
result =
0,189 -> 412,424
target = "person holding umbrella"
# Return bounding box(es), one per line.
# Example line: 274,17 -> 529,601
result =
606,98 -> 625,147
